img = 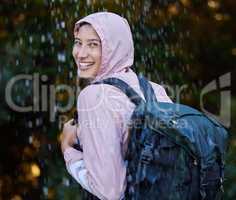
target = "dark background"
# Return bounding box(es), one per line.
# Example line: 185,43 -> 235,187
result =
0,0 -> 235,199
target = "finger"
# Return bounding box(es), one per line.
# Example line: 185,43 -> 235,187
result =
67,119 -> 74,123
64,119 -> 74,126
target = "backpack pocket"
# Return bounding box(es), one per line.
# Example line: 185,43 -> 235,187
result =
201,163 -> 223,200
154,136 -> 179,167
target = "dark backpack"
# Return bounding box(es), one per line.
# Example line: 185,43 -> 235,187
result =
92,75 -> 229,200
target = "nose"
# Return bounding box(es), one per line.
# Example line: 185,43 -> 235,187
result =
76,45 -> 88,59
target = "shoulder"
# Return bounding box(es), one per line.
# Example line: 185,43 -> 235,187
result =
149,81 -> 167,95
149,81 -> 165,90
78,84 -> 104,101
78,83 -> 128,100
77,83 -> 131,109
149,81 -> 173,103
77,84 -> 105,110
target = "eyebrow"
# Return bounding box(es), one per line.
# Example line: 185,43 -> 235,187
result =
74,38 -> 101,43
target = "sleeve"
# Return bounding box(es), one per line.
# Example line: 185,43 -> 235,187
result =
63,147 -> 92,192
63,84 -> 127,200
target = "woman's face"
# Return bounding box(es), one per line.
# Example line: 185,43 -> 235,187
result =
72,24 -> 102,78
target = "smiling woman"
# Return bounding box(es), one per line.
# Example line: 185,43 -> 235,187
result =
72,22 -> 102,79
60,12 -> 172,200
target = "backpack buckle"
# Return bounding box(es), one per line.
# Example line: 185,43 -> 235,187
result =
140,141 -> 154,164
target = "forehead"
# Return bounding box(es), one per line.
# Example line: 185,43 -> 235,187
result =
74,24 -> 100,40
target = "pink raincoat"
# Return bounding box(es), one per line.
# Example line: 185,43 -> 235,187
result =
63,12 -> 172,200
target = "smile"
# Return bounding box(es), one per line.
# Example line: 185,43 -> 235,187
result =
79,62 -> 94,70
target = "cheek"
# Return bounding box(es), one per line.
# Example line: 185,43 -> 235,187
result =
72,48 -> 76,58
92,47 -> 102,63
94,49 -> 102,64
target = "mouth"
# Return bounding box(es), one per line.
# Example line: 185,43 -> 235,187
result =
78,62 -> 94,70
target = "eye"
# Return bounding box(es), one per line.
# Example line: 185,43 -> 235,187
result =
88,42 -> 98,48
74,40 -> 82,46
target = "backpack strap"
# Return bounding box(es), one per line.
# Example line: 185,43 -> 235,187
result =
137,75 -> 158,103
93,77 -> 145,106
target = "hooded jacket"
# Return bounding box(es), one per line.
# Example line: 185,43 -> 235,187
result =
63,12 -> 172,200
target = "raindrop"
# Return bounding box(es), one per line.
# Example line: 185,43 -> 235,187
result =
36,118 -> 41,126
41,35 -> 46,43
50,37 -> 54,44
48,144 -> 52,151
16,59 -> 19,66
29,36 -> 33,43
86,0 -> 91,6
69,71 -> 73,78
56,22 -> 60,30
62,177 -> 70,186
29,136 -> 33,143
28,121 -> 33,128
165,51 -> 169,57
43,187 -> 48,196
74,12 -> 78,18
61,21 -> 65,28
47,32 -> 52,40
57,52 -> 66,62
143,0 -> 151,14
19,38 -> 23,45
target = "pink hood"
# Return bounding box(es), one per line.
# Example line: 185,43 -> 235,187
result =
75,12 -> 134,82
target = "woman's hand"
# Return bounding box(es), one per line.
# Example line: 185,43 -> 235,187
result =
61,119 -> 78,153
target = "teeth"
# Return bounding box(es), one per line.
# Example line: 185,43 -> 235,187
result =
78,62 -> 94,69
80,63 -> 93,66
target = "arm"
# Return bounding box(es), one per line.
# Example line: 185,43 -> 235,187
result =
60,119 -> 91,192
63,85 -> 127,200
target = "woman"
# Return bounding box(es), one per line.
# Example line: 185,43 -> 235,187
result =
61,12 -> 172,200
